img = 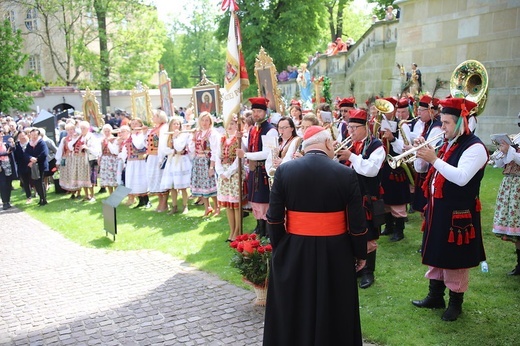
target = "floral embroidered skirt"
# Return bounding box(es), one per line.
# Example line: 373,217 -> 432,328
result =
217,163 -> 242,208
191,156 -> 217,198
492,174 -> 520,243
59,156 -> 79,191
68,153 -> 91,189
99,155 -> 118,187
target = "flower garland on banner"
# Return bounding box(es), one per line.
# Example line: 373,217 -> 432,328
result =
230,233 -> 272,287
311,76 -> 332,106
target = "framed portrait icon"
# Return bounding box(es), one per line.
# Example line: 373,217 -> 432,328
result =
82,87 -> 104,128
131,82 -> 153,124
192,84 -> 220,117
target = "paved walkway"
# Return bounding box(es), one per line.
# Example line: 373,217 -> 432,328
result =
0,207 -> 377,346
0,208 -> 264,345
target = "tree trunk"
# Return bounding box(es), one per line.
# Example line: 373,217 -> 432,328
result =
94,0 -> 110,114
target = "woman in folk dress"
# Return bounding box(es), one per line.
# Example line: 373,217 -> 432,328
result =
98,124 -> 119,195
215,115 -> 244,241
67,121 -> 99,201
190,112 -> 221,217
492,139 -> 520,275
120,118 -> 149,208
145,110 -> 169,212
56,123 -> 81,198
160,116 -> 194,214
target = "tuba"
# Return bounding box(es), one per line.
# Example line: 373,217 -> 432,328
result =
450,60 -> 489,115
372,98 -> 395,136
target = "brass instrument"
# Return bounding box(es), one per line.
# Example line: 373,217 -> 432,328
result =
397,118 -> 416,185
268,146 -> 280,188
488,133 -> 520,165
387,131 -> 446,169
334,135 -> 352,155
373,99 -> 395,136
450,60 -> 489,115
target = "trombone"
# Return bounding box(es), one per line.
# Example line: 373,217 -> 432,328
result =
387,131 -> 445,169
334,135 -> 352,155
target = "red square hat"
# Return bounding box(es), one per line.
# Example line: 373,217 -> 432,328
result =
303,125 -> 326,141
249,97 -> 269,110
338,97 -> 356,108
383,97 -> 398,107
419,95 -> 440,109
396,97 -> 409,109
439,97 -> 477,117
348,109 -> 368,124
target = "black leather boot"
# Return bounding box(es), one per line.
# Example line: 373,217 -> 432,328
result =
390,217 -> 405,242
441,291 -> 464,321
359,250 -> 376,289
251,219 -> 261,234
508,249 -> 520,275
412,279 -> 446,309
255,219 -> 267,238
381,213 -> 394,236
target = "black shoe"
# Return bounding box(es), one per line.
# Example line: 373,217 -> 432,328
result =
508,266 -> 520,275
38,200 -> 48,206
359,272 -> 374,289
242,211 -> 250,218
98,187 -> 107,193
390,233 -> 404,242
412,296 -> 446,309
2,203 -> 12,210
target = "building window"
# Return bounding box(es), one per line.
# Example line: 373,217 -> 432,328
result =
28,55 -> 41,74
25,8 -> 38,31
5,10 -> 16,32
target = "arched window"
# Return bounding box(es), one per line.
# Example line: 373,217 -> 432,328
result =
25,8 -> 37,31
5,10 -> 16,32
28,55 -> 41,74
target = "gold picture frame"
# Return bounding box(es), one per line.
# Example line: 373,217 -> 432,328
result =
158,69 -> 173,118
191,68 -> 222,117
131,81 -> 153,124
82,87 -> 104,128
254,47 -> 285,114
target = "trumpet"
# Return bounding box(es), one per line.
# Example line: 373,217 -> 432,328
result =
387,131 -> 446,169
334,135 -> 353,155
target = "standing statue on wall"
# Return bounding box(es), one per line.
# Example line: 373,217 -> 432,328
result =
406,63 -> 422,95
297,63 -> 312,108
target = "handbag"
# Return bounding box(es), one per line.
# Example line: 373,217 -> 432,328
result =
31,163 -> 41,180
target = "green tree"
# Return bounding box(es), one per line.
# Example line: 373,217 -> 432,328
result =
161,0 -> 225,89
217,0 -> 327,86
368,0 -> 398,19
0,20 -> 35,112
324,0 -> 350,41
10,0 -> 166,112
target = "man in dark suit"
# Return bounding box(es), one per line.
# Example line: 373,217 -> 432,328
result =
263,126 -> 367,345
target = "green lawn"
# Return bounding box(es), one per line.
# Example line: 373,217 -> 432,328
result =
11,165 -> 519,346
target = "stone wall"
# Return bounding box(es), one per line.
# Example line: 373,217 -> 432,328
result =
280,0 -> 520,145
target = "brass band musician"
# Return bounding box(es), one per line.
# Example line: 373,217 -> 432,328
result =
410,95 -> 443,220
379,97 -> 410,242
266,117 -> 302,179
337,109 -> 385,289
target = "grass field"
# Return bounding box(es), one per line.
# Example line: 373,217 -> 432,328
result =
10,165 -> 520,346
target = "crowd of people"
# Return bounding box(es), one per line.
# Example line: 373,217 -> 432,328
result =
1,79 -> 518,344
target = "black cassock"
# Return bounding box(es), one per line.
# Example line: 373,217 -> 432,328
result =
264,150 -> 367,346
